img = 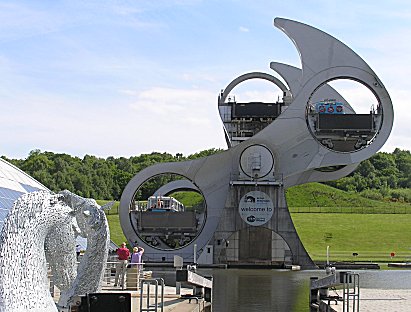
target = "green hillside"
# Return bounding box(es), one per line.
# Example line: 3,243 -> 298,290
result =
103,183 -> 411,261
287,182 -> 411,213
171,191 -> 203,207
292,213 -> 411,262
287,184 -> 411,262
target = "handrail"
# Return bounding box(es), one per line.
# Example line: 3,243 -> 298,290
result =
140,278 -> 164,312
289,206 -> 411,214
47,260 -> 147,294
309,271 -> 359,312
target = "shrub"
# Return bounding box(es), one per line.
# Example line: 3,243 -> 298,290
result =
360,189 -> 384,201
390,189 -> 411,203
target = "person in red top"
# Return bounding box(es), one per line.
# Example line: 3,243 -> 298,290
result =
114,242 -> 130,287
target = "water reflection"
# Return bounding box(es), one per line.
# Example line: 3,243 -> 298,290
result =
207,269 -> 309,312
201,269 -> 411,312
150,268 -> 411,312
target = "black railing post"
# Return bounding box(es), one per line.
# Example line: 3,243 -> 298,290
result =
309,277 -> 319,311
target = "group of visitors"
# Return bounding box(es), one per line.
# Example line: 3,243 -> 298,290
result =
114,242 -> 144,287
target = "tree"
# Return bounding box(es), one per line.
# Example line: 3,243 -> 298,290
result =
3,148 -> 410,201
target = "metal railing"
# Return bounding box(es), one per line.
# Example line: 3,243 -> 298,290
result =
289,206 -> 411,214
309,271 -> 359,312
230,172 -> 284,184
342,272 -> 360,312
310,250 -> 411,263
103,261 -> 148,290
142,252 -> 195,263
140,278 -> 164,312
48,260 -> 148,295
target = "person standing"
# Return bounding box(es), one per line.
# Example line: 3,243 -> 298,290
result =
131,247 -> 144,268
114,242 -> 130,287
130,246 -> 144,289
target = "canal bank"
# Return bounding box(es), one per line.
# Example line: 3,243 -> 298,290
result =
309,268 -> 411,312
324,289 -> 411,312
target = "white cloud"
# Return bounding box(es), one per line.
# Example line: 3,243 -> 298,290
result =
375,87 -> 411,152
326,81 -> 377,114
239,26 -> 249,32
232,90 -> 282,103
130,87 -> 215,120
181,72 -> 217,83
118,89 -> 139,96
0,86 -> 226,158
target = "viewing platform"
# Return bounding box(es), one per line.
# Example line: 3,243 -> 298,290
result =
54,283 -> 211,312
50,261 -> 212,312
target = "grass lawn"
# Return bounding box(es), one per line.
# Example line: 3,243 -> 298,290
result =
96,199 -> 120,214
102,183 -> 411,262
291,213 -> 411,262
105,211 -> 411,262
106,214 -> 127,246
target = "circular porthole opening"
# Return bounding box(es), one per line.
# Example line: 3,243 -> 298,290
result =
129,173 -> 206,250
306,79 -> 382,153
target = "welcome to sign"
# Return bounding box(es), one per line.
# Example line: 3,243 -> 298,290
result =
238,191 -> 274,226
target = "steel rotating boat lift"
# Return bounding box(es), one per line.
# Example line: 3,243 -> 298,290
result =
119,18 -> 393,269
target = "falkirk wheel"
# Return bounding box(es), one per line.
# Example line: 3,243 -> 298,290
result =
119,18 -> 393,269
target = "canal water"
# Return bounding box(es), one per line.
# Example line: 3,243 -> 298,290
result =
152,267 -> 411,311
196,268 -> 411,312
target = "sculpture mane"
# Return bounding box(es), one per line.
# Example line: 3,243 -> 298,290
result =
57,191 -> 112,308
0,191 -> 76,312
0,190 -> 111,312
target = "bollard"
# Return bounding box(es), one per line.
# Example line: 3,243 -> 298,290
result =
309,277 -> 319,311
204,276 -> 213,303
174,255 -> 183,295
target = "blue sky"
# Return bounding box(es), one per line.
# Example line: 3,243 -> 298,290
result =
1,0 -> 410,159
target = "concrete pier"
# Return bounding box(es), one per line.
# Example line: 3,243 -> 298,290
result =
104,284 -> 210,312
324,289 -> 411,312
54,284 -> 211,312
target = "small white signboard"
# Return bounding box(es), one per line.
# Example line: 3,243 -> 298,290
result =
238,191 -> 274,226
